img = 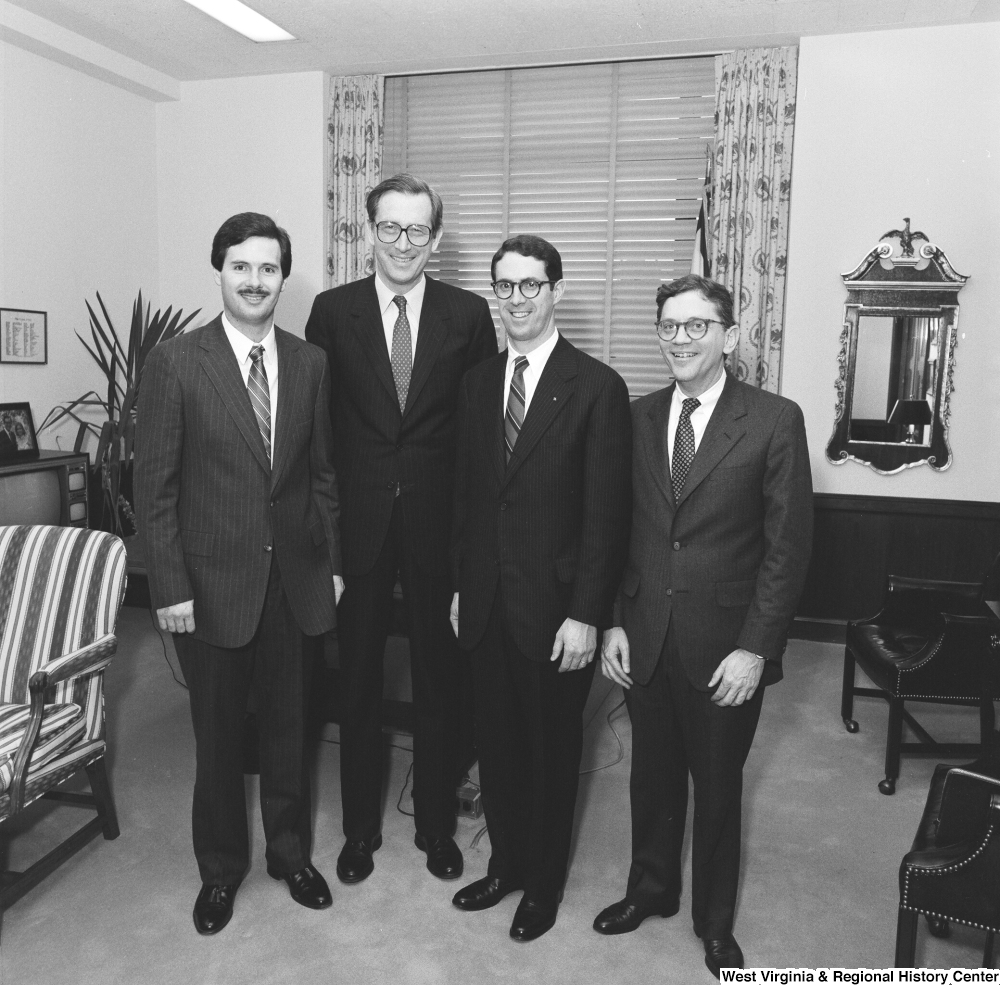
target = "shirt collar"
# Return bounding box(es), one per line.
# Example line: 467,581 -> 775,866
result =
673,364 -> 727,411
375,272 -> 426,316
508,326 -> 560,370
221,313 -> 276,364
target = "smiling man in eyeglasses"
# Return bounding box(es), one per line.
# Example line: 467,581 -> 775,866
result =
305,173 -> 497,888
449,234 -> 632,941
593,275 -> 813,978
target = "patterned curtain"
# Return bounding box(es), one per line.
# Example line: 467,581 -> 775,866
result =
710,47 -> 798,392
326,75 -> 384,287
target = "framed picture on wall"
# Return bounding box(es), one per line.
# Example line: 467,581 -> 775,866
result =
0,402 -> 40,461
0,308 -> 48,364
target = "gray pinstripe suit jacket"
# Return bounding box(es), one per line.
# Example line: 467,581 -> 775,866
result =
452,334 -> 633,662
619,372 -> 813,690
135,316 -> 342,648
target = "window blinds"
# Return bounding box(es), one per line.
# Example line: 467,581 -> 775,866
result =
383,57 -> 715,397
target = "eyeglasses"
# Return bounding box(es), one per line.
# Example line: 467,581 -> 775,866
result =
654,318 -> 726,341
492,279 -> 556,300
374,221 -> 433,247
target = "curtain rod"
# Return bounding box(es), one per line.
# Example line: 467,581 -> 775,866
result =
385,48 -> 729,80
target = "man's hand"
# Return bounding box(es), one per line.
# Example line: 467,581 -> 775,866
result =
708,648 -> 765,706
550,618 -> 597,673
333,576 -> 345,606
450,592 -> 459,638
600,626 -> 633,688
157,599 -> 195,634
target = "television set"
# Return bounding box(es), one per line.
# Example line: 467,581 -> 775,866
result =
0,450 -> 89,528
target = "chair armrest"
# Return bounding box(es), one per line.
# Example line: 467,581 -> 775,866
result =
30,633 -> 118,690
869,577 -> 983,627
935,768 -> 1000,846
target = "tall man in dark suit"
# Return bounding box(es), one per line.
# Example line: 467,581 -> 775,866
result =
305,174 -> 497,884
593,275 -> 813,977
136,213 -> 343,935
450,235 -> 632,941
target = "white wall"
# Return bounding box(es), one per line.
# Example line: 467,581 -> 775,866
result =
155,72 -> 327,340
0,39 -> 158,452
782,23 -> 1000,500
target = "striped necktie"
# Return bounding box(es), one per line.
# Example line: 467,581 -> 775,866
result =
504,355 -> 529,463
248,344 -> 271,464
390,295 -> 412,411
671,396 -> 700,499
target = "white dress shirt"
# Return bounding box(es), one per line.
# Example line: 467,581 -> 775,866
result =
375,273 -> 426,362
503,328 -> 560,417
666,365 -> 726,469
222,314 -> 278,464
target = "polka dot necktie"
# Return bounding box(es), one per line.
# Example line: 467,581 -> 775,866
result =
671,397 -> 700,499
391,295 -> 412,412
247,344 -> 271,465
504,356 -> 529,463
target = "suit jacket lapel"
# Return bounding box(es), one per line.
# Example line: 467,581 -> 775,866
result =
640,383 -> 676,510
676,373 -> 748,508
269,328 -> 298,490
350,276 -> 398,407
404,278 -> 448,416
502,335 -> 577,488
197,317 -> 270,475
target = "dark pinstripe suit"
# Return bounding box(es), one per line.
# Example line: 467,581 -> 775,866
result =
305,274 -> 497,840
135,316 -> 341,883
618,373 -> 812,937
452,334 -> 632,898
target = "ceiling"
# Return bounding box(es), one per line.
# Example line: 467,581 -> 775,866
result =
6,0 -> 1000,81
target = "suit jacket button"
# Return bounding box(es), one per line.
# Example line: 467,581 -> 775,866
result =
264,545 -> 273,552
387,481 -> 395,490
500,502 -> 507,511
673,541 -> 681,551
666,588 -> 672,596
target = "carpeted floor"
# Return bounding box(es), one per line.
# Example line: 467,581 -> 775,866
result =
0,607 -> 994,984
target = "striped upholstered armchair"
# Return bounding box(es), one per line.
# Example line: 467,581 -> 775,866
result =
0,525 -> 128,928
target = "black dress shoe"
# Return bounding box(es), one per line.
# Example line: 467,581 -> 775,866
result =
193,883 -> 238,935
336,834 -> 382,884
267,863 -> 333,909
593,897 -> 679,935
510,895 -> 559,942
703,935 -> 744,978
452,875 -> 523,911
414,833 -> 464,880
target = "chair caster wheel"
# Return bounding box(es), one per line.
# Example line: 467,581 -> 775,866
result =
926,915 -> 950,938
844,719 -> 859,733
878,778 -> 896,795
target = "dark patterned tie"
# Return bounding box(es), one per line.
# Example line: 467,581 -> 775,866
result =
504,356 -> 529,463
671,396 -> 700,499
390,295 -> 412,411
248,344 -> 271,464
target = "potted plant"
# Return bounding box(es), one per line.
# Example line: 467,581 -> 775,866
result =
39,291 -> 200,537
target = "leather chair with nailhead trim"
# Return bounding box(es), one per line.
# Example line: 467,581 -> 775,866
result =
841,558 -> 1000,795
895,764 -> 1000,967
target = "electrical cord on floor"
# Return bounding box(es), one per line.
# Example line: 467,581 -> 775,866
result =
149,606 -> 187,689
579,696 -> 626,775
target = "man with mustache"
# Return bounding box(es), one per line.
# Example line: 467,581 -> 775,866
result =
136,212 -> 343,934
306,174 -> 497,886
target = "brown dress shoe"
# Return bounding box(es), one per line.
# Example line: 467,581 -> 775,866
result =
193,883 -> 238,935
452,875 -> 523,911
267,863 -> 333,909
593,897 -> 679,934
336,834 -> 382,884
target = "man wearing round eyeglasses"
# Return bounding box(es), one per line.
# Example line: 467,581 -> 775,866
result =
305,173 -> 497,889
593,275 -> 812,977
449,235 -> 631,941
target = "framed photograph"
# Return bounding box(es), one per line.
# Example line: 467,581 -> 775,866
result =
0,402 -> 40,461
0,309 -> 48,364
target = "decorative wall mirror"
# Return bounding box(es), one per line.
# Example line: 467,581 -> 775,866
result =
826,220 -> 968,473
